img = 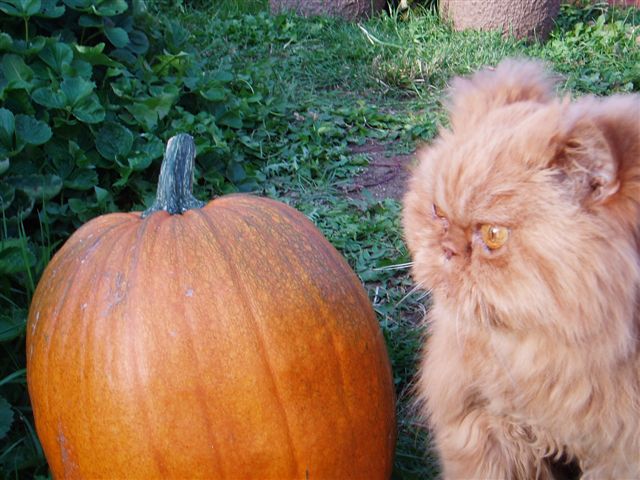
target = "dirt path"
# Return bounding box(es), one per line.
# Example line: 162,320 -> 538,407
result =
344,141 -> 415,201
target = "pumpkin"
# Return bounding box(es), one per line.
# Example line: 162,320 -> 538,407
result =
26,134 -> 396,479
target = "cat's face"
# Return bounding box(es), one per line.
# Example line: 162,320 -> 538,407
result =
405,103 -> 574,326
403,60 -> 640,336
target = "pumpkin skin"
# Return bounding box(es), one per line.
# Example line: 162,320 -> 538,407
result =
26,137 -> 396,479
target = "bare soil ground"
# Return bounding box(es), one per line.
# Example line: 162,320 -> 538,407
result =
343,141 -> 415,201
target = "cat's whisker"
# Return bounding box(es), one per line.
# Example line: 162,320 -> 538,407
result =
372,286 -> 381,306
373,262 -> 414,272
416,290 -> 430,302
396,283 -> 428,308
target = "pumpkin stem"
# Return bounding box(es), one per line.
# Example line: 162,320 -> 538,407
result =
142,134 -> 205,217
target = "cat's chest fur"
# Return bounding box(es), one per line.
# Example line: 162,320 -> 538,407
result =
451,319 -> 603,446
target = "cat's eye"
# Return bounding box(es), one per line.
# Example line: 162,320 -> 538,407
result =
432,204 -> 446,219
480,224 -> 509,250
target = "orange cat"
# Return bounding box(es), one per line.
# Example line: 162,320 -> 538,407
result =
403,59 -> 640,479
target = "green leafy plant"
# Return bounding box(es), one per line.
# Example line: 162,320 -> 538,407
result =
534,3 -> 640,93
0,0 -> 300,475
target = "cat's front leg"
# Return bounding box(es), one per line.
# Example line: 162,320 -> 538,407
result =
434,408 -> 513,479
432,407 -> 553,480
420,327 -> 552,479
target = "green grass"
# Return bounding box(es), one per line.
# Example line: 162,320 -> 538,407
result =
2,0 -> 639,477
171,1 -> 637,478
178,2 -> 638,478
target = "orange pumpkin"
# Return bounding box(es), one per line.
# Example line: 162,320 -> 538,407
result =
26,135 -> 396,479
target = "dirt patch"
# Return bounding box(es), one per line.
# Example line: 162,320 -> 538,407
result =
343,141 -> 415,201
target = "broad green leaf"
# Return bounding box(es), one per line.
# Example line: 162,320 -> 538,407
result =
0,158 -> 8,174
184,75 -> 200,91
104,27 -> 129,48
91,0 -> 127,16
73,44 -> 120,67
164,19 -> 189,52
113,166 -> 132,187
0,181 -> 15,211
111,47 -> 136,65
6,190 -> 34,220
0,90 -> 30,113
127,153 -> 152,171
47,140 -> 74,177
105,66 -> 125,78
226,160 -> 246,183
131,0 -> 145,15
71,94 -> 105,123
78,14 -> 102,27
0,2 -> 20,15
6,174 -> 62,201
60,76 -> 94,106
213,70 -> 234,83
0,108 -> 15,149
37,79 -> 102,120
110,77 -> 131,98
217,109 -> 243,129
201,86 -> 227,102
127,134 -> 162,170
38,0 -> 64,17
0,0 -> 40,16
152,52 -> 189,76
147,98 -> 170,122
68,58 -> 92,78
126,30 -> 148,55
0,309 -> 26,342
63,0 -> 91,9
0,238 -> 36,275
0,33 -> 11,51
9,37 -> 46,55
15,115 -> 52,146
95,185 -> 108,203
1,54 -> 34,90
64,168 -> 97,190
76,148 -> 103,169
38,41 -> 73,73
147,84 -> 178,119
117,14 -> 133,31
124,102 -> 157,130
31,86 -> 66,109
95,122 -> 133,160
68,139 -> 93,168
23,0 -> 41,15
0,397 -> 13,440
27,0 -> 41,14
68,196 -> 88,214
135,134 -> 163,160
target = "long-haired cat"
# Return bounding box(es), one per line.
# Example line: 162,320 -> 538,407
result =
402,59 -> 640,479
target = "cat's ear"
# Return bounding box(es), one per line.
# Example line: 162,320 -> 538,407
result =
448,59 -> 557,130
551,116 -> 620,206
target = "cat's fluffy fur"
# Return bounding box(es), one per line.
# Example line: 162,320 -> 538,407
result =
402,59 -> 640,479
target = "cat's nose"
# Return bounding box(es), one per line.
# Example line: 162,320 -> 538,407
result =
441,228 -> 471,259
442,242 -> 458,260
